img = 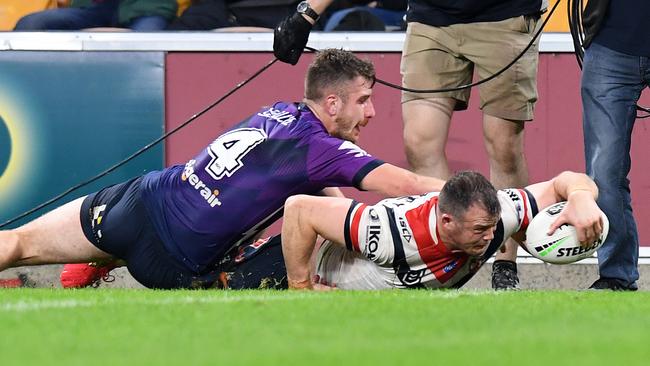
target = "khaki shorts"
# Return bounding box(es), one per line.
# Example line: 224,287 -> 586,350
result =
400,16 -> 541,121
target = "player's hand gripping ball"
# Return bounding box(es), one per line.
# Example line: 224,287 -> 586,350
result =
523,202 -> 609,264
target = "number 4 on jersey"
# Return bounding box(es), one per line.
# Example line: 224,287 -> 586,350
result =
205,128 -> 267,180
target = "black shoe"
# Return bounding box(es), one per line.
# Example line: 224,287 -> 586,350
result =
588,277 -> 638,291
491,260 -> 520,290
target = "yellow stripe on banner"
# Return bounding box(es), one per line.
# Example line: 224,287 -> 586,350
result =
0,87 -> 34,204
0,0 -> 59,31
542,0 -> 578,33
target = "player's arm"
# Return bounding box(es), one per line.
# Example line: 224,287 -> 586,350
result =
359,163 -> 445,197
281,195 -> 352,290
524,171 -> 602,245
273,0 -> 335,64
320,187 -> 346,197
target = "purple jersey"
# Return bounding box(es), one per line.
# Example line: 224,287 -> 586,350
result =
140,102 -> 383,272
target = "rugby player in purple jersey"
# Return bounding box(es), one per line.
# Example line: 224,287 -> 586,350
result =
0,49 -> 445,289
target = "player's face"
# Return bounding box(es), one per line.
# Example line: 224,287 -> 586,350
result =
449,204 -> 499,256
331,76 -> 375,143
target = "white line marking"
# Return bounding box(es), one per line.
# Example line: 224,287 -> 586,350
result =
0,290 -> 506,312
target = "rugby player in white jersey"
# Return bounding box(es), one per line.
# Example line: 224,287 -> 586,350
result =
281,170 -> 604,290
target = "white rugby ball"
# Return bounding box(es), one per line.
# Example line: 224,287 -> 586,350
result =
524,202 -> 608,264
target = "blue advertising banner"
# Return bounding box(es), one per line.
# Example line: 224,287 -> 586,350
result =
0,51 -> 164,228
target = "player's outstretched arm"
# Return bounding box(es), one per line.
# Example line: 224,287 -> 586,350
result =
525,171 -> 602,245
273,0 -> 335,65
281,194 -> 352,289
360,163 -> 445,198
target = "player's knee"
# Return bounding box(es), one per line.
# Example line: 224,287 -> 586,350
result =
402,130 -> 423,150
486,140 -> 524,168
404,140 -> 446,171
284,194 -> 311,217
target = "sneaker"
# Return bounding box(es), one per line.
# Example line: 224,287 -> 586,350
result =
588,277 -> 638,291
60,261 -> 119,288
491,260 -> 520,290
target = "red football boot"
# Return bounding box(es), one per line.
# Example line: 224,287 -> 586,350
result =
60,261 -> 119,288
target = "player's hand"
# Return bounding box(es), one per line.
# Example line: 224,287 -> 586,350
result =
312,275 -> 337,291
312,283 -> 337,291
273,13 -> 313,65
548,191 -> 603,246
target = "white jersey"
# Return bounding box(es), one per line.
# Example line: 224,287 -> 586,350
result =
315,189 -> 538,289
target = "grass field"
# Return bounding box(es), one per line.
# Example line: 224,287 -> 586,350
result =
1,289 -> 649,366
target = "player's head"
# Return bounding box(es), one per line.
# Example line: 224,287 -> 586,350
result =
304,49 -> 376,143
438,171 -> 501,256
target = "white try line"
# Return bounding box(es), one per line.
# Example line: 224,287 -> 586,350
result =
0,289 -> 506,312
0,292 -> 319,312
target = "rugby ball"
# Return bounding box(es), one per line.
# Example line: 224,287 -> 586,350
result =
524,202 -> 608,264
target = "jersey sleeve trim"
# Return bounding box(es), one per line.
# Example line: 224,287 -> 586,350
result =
521,188 -> 539,232
352,160 -> 385,190
344,200 -> 361,252
522,188 -> 539,217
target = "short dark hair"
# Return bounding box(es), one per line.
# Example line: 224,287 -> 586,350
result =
305,49 -> 375,101
438,171 -> 501,219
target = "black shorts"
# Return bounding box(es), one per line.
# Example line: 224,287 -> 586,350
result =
220,235 -> 288,290
80,177 -> 288,289
80,177 -> 210,289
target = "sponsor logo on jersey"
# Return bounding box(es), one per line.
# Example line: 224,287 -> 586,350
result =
397,268 -> 427,286
338,141 -> 370,158
182,159 -> 222,208
504,189 -> 524,222
443,260 -> 458,273
257,107 -> 297,126
365,225 -> 381,260
369,208 -> 379,221
389,196 -> 416,208
397,216 -> 412,242
91,204 -> 107,239
505,189 -> 520,202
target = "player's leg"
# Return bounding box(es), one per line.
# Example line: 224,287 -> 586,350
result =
402,98 -> 455,178
0,196 -> 113,272
281,195 -> 354,288
473,15 -> 536,190
60,176 -> 150,288
483,116 -> 528,189
465,15 -> 540,289
400,21 -> 472,178
582,42 -> 642,291
483,115 -> 528,289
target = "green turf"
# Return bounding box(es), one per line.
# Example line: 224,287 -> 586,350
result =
1,289 -> 649,365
